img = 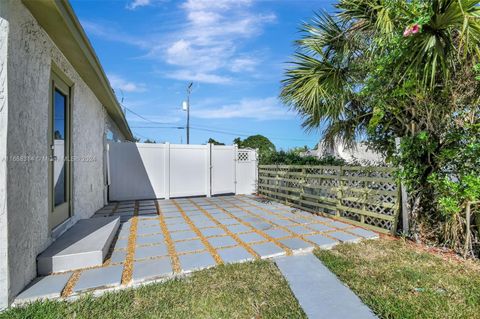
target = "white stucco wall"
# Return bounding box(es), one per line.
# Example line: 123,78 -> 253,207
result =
312,141 -> 385,165
0,13 -> 10,311
0,1 -> 125,306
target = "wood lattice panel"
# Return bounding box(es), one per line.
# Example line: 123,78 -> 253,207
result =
258,165 -> 400,234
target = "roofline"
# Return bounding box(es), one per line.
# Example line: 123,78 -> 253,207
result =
22,0 -> 134,140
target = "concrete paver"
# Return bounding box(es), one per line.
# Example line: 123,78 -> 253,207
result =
328,231 -> 361,243
275,254 -> 377,319
74,265 -> 123,293
304,234 -> 338,248
136,234 -> 164,246
110,250 -> 127,263
263,228 -> 290,238
207,236 -> 238,248
308,223 -> 335,232
132,258 -> 173,283
175,239 -> 206,253
15,273 -> 71,302
279,238 -> 314,251
226,224 -> 250,233
167,223 -> 191,232
179,252 -> 216,272
348,227 -> 380,239
170,230 -> 198,241
137,226 -> 162,236
135,245 -> 169,260
200,227 -> 226,237
287,225 -> 315,235
237,232 -> 264,243
251,242 -> 286,258
217,247 -> 254,263
113,238 -> 129,250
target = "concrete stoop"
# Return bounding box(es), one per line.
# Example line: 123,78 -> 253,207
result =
37,217 -> 120,275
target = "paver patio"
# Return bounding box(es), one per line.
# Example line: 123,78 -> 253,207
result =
15,195 -> 379,305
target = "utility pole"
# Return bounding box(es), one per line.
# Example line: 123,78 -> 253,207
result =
183,82 -> 193,144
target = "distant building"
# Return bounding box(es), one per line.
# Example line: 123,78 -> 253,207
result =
306,141 -> 385,165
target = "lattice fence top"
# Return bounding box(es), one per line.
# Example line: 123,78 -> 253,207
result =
257,165 -> 400,234
237,151 -> 250,162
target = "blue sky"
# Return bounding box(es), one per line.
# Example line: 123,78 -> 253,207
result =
71,0 -> 335,149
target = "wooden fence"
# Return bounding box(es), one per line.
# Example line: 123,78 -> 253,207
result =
258,165 -> 401,234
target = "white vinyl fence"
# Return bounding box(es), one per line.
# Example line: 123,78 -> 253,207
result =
107,142 -> 257,201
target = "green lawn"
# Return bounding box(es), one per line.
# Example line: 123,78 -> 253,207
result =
315,238 -> 480,319
1,260 -> 306,319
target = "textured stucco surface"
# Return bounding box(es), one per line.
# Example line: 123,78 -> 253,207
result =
0,1 -> 125,307
0,13 -> 10,311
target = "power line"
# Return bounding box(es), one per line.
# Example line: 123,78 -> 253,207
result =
131,126 -> 185,129
130,124 -> 315,142
190,123 -> 264,136
123,106 -> 317,143
124,106 -> 178,126
190,126 -> 315,142
132,131 -> 156,142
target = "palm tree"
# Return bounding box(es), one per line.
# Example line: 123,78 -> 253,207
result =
281,0 -> 480,151
282,0 -> 480,250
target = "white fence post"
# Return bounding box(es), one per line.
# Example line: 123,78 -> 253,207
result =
395,137 -> 408,234
105,143 -> 111,204
255,148 -> 259,193
206,143 -> 212,197
164,142 -> 170,200
234,144 -> 238,195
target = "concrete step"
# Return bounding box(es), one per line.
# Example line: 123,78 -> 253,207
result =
37,217 -> 120,275
275,253 -> 377,319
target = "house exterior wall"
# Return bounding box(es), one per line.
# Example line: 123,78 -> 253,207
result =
311,141 -> 385,165
0,1 -> 125,308
0,12 -> 10,311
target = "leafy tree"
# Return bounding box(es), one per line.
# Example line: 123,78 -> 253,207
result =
207,138 -> 225,145
54,130 -> 62,140
234,135 -> 276,160
262,150 -> 346,166
281,0 -> 480,255
143,139 -> 156,144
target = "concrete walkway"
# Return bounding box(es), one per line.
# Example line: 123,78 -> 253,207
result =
275,253 -> 377,319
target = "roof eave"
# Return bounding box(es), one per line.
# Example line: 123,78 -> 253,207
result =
22,0 -> 134,140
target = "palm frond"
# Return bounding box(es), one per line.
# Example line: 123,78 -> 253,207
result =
281,52 -> 353,130
401,0 -> 480,87
297,11 -> 355,59
337,0 -> 399,35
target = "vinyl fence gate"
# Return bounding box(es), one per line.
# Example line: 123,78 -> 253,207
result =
107,142 -> 258,201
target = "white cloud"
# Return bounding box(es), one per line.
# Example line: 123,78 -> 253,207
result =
85,0 -> 276,84
157,0 -> 276,83
187,11 -> 221,25
181,0 -> 253,12
108,74 -> 147,93
165,39 -> 193,65
165,70 -> 232,84
81,20 -> 149,48
230,57 -> 258,73
191,97 -> 293,120
126,0 -> 151,10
